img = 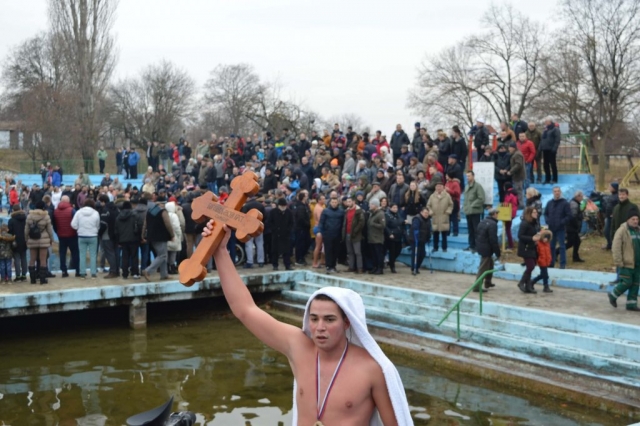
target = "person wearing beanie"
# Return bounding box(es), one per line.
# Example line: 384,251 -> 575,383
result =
115,200 -> 141,279
604,182 -> 620,251
609,207 -> 640,311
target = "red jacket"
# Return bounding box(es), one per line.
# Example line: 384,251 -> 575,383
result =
536,230 -> 553,267
518,140 -> 536,164
9,188 -> 18,206
426,161 -> 444,180
172,148 -> 180,164
53,201 -> 77,238
445,179 -> 461,203
504,190 -> 518,219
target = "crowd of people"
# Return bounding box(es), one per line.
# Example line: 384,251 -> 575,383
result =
0,117 -> 637,312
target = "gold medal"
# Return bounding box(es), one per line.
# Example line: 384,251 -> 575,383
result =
314,422 -> 324,426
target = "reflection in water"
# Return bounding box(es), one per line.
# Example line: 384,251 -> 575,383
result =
0,310 -> 624,425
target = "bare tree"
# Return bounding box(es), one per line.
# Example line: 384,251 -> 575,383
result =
109,60 -> 195,147
203,64 -> 262,136
409,3 -> 548,127
534,0 -> 640,188
1,33 -> 77,168
49,0 -> 118,172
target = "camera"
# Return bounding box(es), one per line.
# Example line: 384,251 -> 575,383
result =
127,396 -> 195,426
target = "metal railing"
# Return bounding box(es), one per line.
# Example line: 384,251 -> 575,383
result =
20,157 -> 152,175
437,269 -> 498,341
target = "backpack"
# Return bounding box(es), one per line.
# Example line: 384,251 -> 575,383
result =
29,220 -> 41,240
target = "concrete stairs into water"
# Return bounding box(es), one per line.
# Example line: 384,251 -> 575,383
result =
272,272 -> 640,417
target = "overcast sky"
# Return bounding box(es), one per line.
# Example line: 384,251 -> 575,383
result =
1,0 -> 558,134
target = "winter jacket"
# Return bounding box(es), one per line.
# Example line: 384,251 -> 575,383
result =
604,192 -> 619,218
566,197 -> 584,233
437,138 -> 452,167
526,194 -> 543,217
367,208 -> 386,244
509,150 -> 525,181
143,203 -> 174,243
291,200 -> 311,232
388,183 -> 409,207
463,181 -> 485,215
342,206 -> 365,242
613,223 -> 640,269
0,232 -> 15,259
526,128 -> 542,151
384,210 -> 404,241
494,151 -> 512,182
8,210 -> 27,252
476,216 -> 501,258
53,201 -> 77,238
472,125 -> 490,152
517,218 -> 540,259
165,202 -> 183,252
390,130 -> 410,154
409,214 -> 431,245
445,162 -> 464,185
511,120 -> 528,139
128,151 -> 140,166
445,179 -> 461,204
25,209 -> 54,249
71,206 -> 101,237
519,140 -> 536,164
612,199 -> 638,239
403,190 -> 425,216
536,230 -> 553,267
319,206 -> 345,239
544,197 -> 571,233
268,207 -> 294,250
114,209 -> 139,244
539,123 -> 561,152
450,137 -> 468,168
504,190 -> 519,217
427,191 -> 453,232
9,188 -> 19,206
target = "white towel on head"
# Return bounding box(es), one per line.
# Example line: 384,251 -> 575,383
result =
291,286 -> 414,426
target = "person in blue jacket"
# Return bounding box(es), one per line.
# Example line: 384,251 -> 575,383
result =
128,147 -> 140,179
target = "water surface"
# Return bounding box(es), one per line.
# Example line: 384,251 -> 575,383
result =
0,303 -> 624,425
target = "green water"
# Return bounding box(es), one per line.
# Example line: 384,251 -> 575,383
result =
0,303 -> 625,425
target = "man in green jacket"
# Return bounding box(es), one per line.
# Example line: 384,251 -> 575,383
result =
97,146 -> 108,174
609,208 -> 640,311
463,170 -> 486,253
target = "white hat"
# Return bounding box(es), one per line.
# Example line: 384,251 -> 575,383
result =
476,117 -> 486,124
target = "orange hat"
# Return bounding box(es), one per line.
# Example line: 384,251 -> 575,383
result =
330,158 -> 339,167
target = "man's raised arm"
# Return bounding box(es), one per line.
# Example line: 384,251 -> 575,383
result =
209,221 -> 304,357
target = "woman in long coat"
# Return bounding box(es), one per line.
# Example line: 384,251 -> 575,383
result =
517,206 -> 541,294
25,200 -> 54,284
427,182 -> 453,252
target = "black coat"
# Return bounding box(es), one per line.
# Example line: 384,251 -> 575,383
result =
263,174 -> 278,193
476,216 -> 501,258
451,137 -> 468,168
268,207 -> 293,250
290,200 -> 311,231
494,152 -> 511,181
384,211 -> 405,240
409,214 -> 431,245
517,219 -> 539,259
8,210 -> 27,252
115,209 -> 139,243
473,126 -> 490,152
445,162 -> 464,184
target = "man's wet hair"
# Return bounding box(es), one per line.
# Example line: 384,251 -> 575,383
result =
312,294 -> 347,320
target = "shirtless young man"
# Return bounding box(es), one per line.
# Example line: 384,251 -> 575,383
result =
205,221 -> 404,425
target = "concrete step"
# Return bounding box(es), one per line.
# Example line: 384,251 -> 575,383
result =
277,293 -> 640,380
292,279 -> 640,345
287,284 -> 640,363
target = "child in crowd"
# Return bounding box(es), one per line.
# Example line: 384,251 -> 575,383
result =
0,222 -> 15,283
532,228 -> 553,293
503,182 -> 519,250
